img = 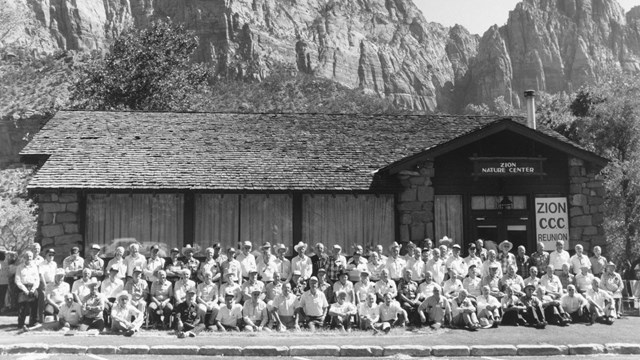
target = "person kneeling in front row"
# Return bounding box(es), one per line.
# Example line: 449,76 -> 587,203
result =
378,292 -> 407,333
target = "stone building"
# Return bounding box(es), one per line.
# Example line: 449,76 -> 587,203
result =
21,108 -> 607,260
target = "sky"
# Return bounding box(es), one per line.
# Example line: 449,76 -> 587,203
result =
415,0 -> 640,35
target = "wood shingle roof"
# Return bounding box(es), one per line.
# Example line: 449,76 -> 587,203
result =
21,111 -> 594,191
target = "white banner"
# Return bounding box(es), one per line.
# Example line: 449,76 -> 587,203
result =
535,197 -> 569,251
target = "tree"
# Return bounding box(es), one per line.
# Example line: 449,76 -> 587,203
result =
463,96 -> 521,116
71,19 -> 211,111
0,168 -> 37,253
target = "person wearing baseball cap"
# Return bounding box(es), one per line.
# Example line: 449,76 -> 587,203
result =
164,247 -> 184,283
519,284 -> 547,328
219,273 -> 242,304
215,290 -> 243,332
100,264 -> 125,324
298,275 -> 328,331
63,246 -> 85,287
241,269 -> 264,302
85,244 -> 105,281
242,288 -> 270,332
174,287 -> 204,338
144,244 -> 165,285
124,266 -> 148,313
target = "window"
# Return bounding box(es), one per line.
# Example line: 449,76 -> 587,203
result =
194,194 -> 293,252
302,194 -> 394,251
435,195 -> 463,245
85,194 -> 184,257
471,195 -> 527,210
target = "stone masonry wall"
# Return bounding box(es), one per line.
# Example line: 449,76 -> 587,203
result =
37,192 -> 82,261
396,161 -> 435,245
568,157 -> 606,252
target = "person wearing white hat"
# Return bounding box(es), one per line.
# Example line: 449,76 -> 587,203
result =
292,242 -> 313,281
39,248 -> 58,286
44,269 -> 69,320
215,291 -> 243,332
497,240 -> 516,275
196,270 -> 219,330
79,278 -> 106,332
385,242 -> 406,283
174,269 -> 197,306
242,288 -> 270,332
85,244 -> 105,280
273,244 -> 292,284
601,261 -> 623,317
182,245 -> 200,282
237,241 -> 257,281
111,291 -> 143,336
124,243 -> 146,280
256,242 -> 278,283
145,245 -> 166,285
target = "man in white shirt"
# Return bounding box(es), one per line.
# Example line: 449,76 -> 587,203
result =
445,245 -> 467,281
271,283 -> 299,331
549,240 -> 570,276
144,245 -> 165,285
72,268 -> 94,303
540,265 -> 563,299
63,247 -> 84,286
57,293 -> 83,330
297,276 -> 328,331
291,242 -> 313,281
385,242 -> 406,283
426,248 -> 446,285
124,244 -> 146,279
406,247 -> 425,283
358,293 -> 381,332
374,269 -> 397,303
236,241 -> 257,281
378,292 -> 407,333
215,292 -> 243,332
15,251 -> 41,328
560,284 -> 589,323
585,278 -> 615,324
44,269 -> 69,320
256,242 -> 277,283
273,244 -> 292,283
569,244 -> 591,275
328,290 -> 357,331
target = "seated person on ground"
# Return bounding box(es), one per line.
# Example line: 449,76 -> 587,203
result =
271,282 -> 300,331
519,284 -> 547,329
328,290 -> 357,331
476,285 -> 501,328
174,288 -> 204,338
535,286 -> 570,326
378,292 -> 407,333
450,289 -> 481,330
560,284 -> 590,323
44,269 -> 69,320
396,269 -> 421,325
242,289 -> 270,332
56,293 -> 83,331
585,278 -> 615,325
110,291 -> 143,336
79,278 -> 106,332
215,291 -> 243,332
358,293 -> 381,332
297,276 -> 328,331
500,286 -> 526,326
418,286 -> 451,330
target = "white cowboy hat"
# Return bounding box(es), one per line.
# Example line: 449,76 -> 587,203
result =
182,244 -> 196,255
294,241 -> 307,253
439,236 -> 453,246
499,240 -> 513,252
117,291 -> 131,301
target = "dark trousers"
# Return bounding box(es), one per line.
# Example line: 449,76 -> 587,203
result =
80,316 -> 105,331
177,321 -> 205,334
306,315 -> 325,330
569,309 -> 591,323
17,299 -> 38,327
330,315 -> 352,330
522,305 -> 545,325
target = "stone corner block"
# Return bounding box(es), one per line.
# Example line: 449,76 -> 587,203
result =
568,344 -> 605,355
117,345 -> 150,354
242,345 -> 289,356
605,343 -> 640,354
48,344 -> 88,354
517,344 -> 568,356
470,344 -> 517,356
5,344 -> 49,354
199,345 -> 243,356
340,345 -> 384,357
149,345 -> 199,355
87,345 -> 118,354
383,345 -> 431,356
289,345 -> 340,356
431,345 -> 470,357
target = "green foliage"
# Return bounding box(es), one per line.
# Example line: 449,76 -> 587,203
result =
0,168 -> 37,253
191,63 -> 402,114
71,19 -> 211,111
463,96 -> 521,116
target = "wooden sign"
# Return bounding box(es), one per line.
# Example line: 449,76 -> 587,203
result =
535,197 -> 569,250
470,157 -> 546,177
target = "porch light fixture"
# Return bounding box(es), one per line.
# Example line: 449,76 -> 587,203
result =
499,196 -> 513,210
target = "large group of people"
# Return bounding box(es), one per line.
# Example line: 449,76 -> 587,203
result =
1,237 -> 627,337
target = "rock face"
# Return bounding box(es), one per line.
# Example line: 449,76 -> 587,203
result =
3,0 -> 640,112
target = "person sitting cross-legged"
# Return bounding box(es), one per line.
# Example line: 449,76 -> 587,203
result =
110,291 -> 143,336
378,292 -> 407,333
519,284 -> 547,329
396,269 -> 421,326
328,290 -> 357,332
216,291 -> 243,332
56,293 -> 83,331
242,289 -> 270,332
196,270 -> 219,330
271,282 -> 300,332
148,270 -> 174,329
535,286 -> 570,326
79,278 -> 106,332
500,286 -> 526,326
418,286 -> 451,330
174,289 -> 205,338
358,293 -> 382,333
476,285 -> 501,328
297,276 -> 329,331
123,266 -> 148,314
560,284 -> 590,324
450,289 -> 481,330
585,278 -> 615,325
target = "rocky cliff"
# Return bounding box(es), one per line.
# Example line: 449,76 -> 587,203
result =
2,0 -> 640,112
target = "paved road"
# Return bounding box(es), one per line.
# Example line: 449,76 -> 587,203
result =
4,355 -> 640,360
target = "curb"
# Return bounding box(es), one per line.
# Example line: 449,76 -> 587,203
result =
0,342 -> 638,356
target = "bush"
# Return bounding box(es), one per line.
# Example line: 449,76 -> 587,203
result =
0,168 -> 37,253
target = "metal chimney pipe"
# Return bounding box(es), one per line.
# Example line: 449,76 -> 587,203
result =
524,90 -> 536,130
